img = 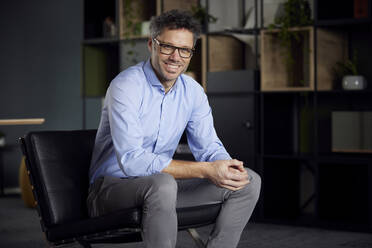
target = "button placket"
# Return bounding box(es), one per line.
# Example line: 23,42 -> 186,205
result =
154,93 -> 167,152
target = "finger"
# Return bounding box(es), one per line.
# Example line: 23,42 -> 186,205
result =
221,179 -> 249,188
220,182 -> 248,191
230,165 -> 245,173
221,185 -> 240,191
232,159 -> 244,166
236,164 -> 245,172
229,167 -> 248,178
231,159 -> 245,172
229,171 -> 248,181
219,182 -> 243,191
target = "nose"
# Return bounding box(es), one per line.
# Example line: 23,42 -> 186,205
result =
168,48 -> 181,60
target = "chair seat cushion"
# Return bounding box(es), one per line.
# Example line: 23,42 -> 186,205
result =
46,203 -> 221,242
177,203 -> 221,230
47,207 -> 141,242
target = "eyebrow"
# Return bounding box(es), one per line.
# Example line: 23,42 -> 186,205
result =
158,39 -> 193,50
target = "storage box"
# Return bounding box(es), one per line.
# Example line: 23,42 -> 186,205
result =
261,26 -> 347,91
207,34 -> 244,72
189,34 -> 245,91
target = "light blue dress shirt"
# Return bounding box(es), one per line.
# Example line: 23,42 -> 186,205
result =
89,59 -> 231,184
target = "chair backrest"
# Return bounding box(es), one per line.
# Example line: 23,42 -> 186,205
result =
21,130 -> 97,227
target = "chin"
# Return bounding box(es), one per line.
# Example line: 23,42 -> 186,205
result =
162,70 -> 181,81
165,75 -> 179,82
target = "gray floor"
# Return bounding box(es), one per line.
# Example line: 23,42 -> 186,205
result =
1,195 -> 372,248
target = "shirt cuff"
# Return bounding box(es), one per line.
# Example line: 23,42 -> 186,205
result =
151,154 -> 172,174
209,153 -> 232,162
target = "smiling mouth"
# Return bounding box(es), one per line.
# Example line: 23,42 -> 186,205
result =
164,61 -> 182,73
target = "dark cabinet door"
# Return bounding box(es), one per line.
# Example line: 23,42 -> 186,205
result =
209,95 -> 256,169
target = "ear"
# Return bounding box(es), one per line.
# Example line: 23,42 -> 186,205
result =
147,38 -> 152,53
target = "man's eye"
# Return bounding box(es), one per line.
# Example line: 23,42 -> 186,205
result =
162,44 -> 174,50
180,48 -> 190,53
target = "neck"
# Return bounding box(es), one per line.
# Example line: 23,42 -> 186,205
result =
149,59 -> 177,93
162,80 -> 175,93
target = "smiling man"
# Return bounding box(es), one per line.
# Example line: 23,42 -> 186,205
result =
87,9 -> 261,248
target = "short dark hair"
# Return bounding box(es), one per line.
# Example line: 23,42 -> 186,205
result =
150,9 -> 201,45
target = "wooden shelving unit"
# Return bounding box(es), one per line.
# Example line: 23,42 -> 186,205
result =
82,0 -> 372,232
260,26 -> 347,91
82,0 -> 248,95
258,0 -> 372,232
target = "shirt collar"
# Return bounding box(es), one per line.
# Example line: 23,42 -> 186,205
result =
143,59 -> 180,93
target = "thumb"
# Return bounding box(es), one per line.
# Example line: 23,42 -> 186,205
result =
232,159 -> 245,172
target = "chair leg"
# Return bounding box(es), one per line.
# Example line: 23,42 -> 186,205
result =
187,228 -> 206,248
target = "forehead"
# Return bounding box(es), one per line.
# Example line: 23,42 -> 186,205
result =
157,28 -> 194,48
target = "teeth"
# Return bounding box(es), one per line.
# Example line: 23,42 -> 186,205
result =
166,62 -> 179,67
164,62 -> 181,72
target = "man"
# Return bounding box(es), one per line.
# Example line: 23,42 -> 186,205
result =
88,9 -> 261,248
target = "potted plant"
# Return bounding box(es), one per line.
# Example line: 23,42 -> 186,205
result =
268,0 -> 312,86
122,0 -> 143,38
121,0 -> 147,65
190,5 -> 218,33
333,51 -> 367,90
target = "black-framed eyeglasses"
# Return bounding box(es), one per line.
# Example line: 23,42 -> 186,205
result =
153,38 -> 194,58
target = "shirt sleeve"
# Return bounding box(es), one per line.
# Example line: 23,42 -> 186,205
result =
186,85 -> 231,162
107,74 -> 171,177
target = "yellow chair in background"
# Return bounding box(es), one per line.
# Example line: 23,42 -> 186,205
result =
0,118 -> 44,207
19,156 -> 36,208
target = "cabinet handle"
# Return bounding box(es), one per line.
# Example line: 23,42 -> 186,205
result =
244,121 -> 252,129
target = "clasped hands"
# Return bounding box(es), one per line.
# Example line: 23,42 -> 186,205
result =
208,159 -> 250,191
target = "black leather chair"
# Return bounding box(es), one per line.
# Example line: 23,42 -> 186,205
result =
20,130 -> 221,247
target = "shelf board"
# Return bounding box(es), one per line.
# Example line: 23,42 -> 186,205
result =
316,89 -> 372,94
261,88 -> 315,93
83,37 -> 120,45
315,18 -> 371,27
202,21 -> 371,34
207,91 -> 259,96
260,89 -> 372,94
261,154 -> 314,160
221,28 -> 260,35
216,20 -> 372,30
317,153 -> 372,163
83,36 -> 148,45
120,35 -> 150,40
261,153 -> 372,163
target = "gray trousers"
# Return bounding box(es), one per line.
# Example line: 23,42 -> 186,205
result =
87,168 -> 261,248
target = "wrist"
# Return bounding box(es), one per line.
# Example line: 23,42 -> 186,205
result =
200,161 -> 213,179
